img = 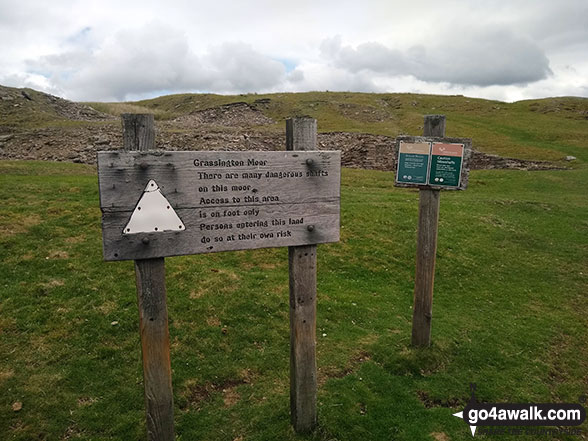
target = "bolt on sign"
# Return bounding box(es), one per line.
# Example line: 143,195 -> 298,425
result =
394,136 -> 472,190
97,150 -> 341,260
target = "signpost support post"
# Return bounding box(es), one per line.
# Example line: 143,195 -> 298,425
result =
122,114 -> 175,441
411,115 -> 445,347
286,117 -> 318,433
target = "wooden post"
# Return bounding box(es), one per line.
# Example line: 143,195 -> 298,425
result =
286,118 -> 318,433
411,115 -> 445,347
122,114 -> 175,441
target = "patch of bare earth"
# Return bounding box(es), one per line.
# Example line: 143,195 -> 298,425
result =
62,424 -> 86,440
39,279 -> 65,289
0,370 -> 15,382
181,378 -> 247,410
417,390 -> 464,409
77,397 -> 98,407
0,214 -> 41,237
47,250 -> 69,259
430,432 -> 450,441
319,350 -> 372,386
206,316 -> 221,327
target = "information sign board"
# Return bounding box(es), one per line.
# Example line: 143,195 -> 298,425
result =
429,143 -> 464,187
396,142 -> 431,185
98,150 -> 340,261
394,136 -> 471,190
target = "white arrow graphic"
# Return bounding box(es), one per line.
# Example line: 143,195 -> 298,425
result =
453,411 -> 477,437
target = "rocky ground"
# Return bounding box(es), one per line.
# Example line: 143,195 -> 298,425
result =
0,88 -> 564,171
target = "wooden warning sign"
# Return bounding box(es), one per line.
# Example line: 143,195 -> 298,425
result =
98,150 -> 340,261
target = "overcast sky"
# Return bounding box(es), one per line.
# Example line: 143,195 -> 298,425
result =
1,0 -> 587,102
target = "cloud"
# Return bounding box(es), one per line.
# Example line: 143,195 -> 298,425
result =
321,27 -> 552,87
1,0 -> 585,102
418,28 -> 553,86
204,42 -> 286,93
23,22 -> 286,101
516,0 -> 588,51
320,36 -> 408,76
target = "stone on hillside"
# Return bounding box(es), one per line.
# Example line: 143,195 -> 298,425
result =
92,135 -> 110,145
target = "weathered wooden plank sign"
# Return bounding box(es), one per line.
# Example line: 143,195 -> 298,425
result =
394,136 -> 472,190
98,150 -> 340,261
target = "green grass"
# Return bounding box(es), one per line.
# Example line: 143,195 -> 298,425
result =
1,160 -> 586,440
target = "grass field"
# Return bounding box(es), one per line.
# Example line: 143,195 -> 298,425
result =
1,158 -> 586,440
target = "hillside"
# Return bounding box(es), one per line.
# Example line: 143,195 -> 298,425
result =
0,85 -> 111,127
0,85 -> 586,169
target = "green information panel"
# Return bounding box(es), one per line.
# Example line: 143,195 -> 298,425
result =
429,143 -> 464,188
395,137 -> 470,190
396,142 -> 431,185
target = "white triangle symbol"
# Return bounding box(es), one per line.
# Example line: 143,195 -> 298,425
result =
123,180 -> 185,234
